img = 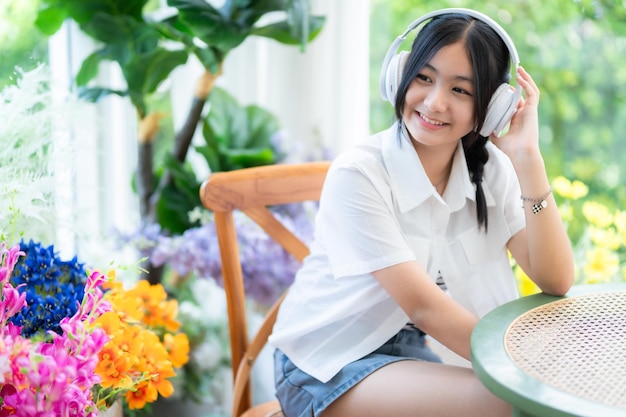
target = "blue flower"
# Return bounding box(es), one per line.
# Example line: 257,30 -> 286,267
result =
9,239 -> 87,338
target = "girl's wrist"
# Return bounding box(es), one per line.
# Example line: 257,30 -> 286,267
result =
509,147 -> 544,173
510,150 -> 551,195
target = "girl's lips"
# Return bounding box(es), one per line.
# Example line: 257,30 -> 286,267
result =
417,111 -> 448,128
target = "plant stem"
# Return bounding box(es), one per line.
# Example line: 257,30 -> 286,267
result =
148,69 -> 222,220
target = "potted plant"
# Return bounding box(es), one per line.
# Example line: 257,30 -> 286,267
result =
34,0 -> 325,284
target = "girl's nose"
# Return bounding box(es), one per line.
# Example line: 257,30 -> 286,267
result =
424,87 -> 447,113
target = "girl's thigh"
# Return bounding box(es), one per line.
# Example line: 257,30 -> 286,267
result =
321,360 -> 511,417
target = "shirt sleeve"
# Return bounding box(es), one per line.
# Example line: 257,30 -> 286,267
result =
317,161 -> 416,279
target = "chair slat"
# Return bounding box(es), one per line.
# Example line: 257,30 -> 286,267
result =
242,206 -> 310,262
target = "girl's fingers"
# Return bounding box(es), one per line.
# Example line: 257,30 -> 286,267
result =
516,67 -> 539,105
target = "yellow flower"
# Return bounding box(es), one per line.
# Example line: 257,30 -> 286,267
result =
514,264 -> 540,296
589,226 -> 622,250
581,201 -> 613,228
552,176 -> 589,200
582,247 -> 619,284
570,180 -> 589,199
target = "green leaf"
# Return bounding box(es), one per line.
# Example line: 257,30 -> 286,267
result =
228,0 -> 288,25
82,14 -> 159,54
200,87 -> 282,172
205,88 -> 245,145
245,105 -> 281,148
63,0 -> 148,24
77,87 -> 128,102
154,156 -> 202,233
75,50 -> 105,86
124,48 -> 189,95
192,48 -> 221,73
252,15 -> 325,45
195,144 -> 222,172
168,0 -> 249,52
34,5 -> 68,36
220,147 -> 275,169
154,20 -> 221,71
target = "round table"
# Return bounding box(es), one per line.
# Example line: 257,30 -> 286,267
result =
471,283 -> 626,417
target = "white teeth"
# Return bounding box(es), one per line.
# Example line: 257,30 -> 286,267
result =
419,112 -> 446,126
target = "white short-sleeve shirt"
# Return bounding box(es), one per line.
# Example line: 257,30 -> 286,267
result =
269,124 -> 525,382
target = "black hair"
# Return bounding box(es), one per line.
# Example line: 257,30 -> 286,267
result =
393,13 -> 512,231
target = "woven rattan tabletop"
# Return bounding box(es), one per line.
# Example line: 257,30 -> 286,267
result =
506,291 -> 626,409
471,283 -> 626,417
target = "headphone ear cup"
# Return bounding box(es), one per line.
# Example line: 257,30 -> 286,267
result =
383,51 -> 409,105
480,83 -> 519,137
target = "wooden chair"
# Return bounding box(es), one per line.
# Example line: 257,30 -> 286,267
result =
199,161 -> 331,417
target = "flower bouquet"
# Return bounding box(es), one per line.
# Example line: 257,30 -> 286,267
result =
0,239 -> 190,416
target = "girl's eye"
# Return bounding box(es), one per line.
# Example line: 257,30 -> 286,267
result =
452,87 -> 472,96
416,74 -> 431,82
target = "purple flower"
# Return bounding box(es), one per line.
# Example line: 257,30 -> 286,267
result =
137,202 -> 317,306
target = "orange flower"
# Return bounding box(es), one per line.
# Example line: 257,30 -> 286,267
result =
105,281 -> 143,323
163,332 -> 190,368
152,370 -> 176,398
125,380 -> 159,410
116,325 -> 144,358
92,311 -> 122,336
131,280 -> 181,332
96,355 -> 133,389
96,344 -> 120,365
91,273 -> 189,410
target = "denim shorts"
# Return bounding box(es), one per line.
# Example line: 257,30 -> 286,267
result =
273,325 -> 442,417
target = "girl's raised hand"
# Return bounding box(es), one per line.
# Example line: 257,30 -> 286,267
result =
490,66 -> 541,159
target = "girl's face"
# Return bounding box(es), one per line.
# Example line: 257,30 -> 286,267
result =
402,41 -> 476,149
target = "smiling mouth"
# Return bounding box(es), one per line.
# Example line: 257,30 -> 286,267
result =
418,112 -> 448,126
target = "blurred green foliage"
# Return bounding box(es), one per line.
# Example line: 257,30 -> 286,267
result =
0,0 -> 48,90
370,0 -> 626,214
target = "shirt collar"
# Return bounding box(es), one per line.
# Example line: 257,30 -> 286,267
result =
382,123 -> 496,213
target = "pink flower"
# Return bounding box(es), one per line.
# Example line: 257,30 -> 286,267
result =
0,283 -> 27,324
0,244 -> 24,285
86,270 -> 108,290
0,244 -> 105,416
74,272 -> 112,322
0,384 -> 18,416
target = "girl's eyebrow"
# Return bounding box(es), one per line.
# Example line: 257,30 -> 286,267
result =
422,63 -> 473,84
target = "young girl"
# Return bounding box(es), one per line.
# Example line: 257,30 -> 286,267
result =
269,8 -> 574,417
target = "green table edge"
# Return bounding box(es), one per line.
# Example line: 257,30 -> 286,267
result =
471,283 -> 626,417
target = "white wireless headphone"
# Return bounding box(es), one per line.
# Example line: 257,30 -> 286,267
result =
379,8 -> 522,137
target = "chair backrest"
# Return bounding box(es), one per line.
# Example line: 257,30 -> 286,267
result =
200,161 -> 331,417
